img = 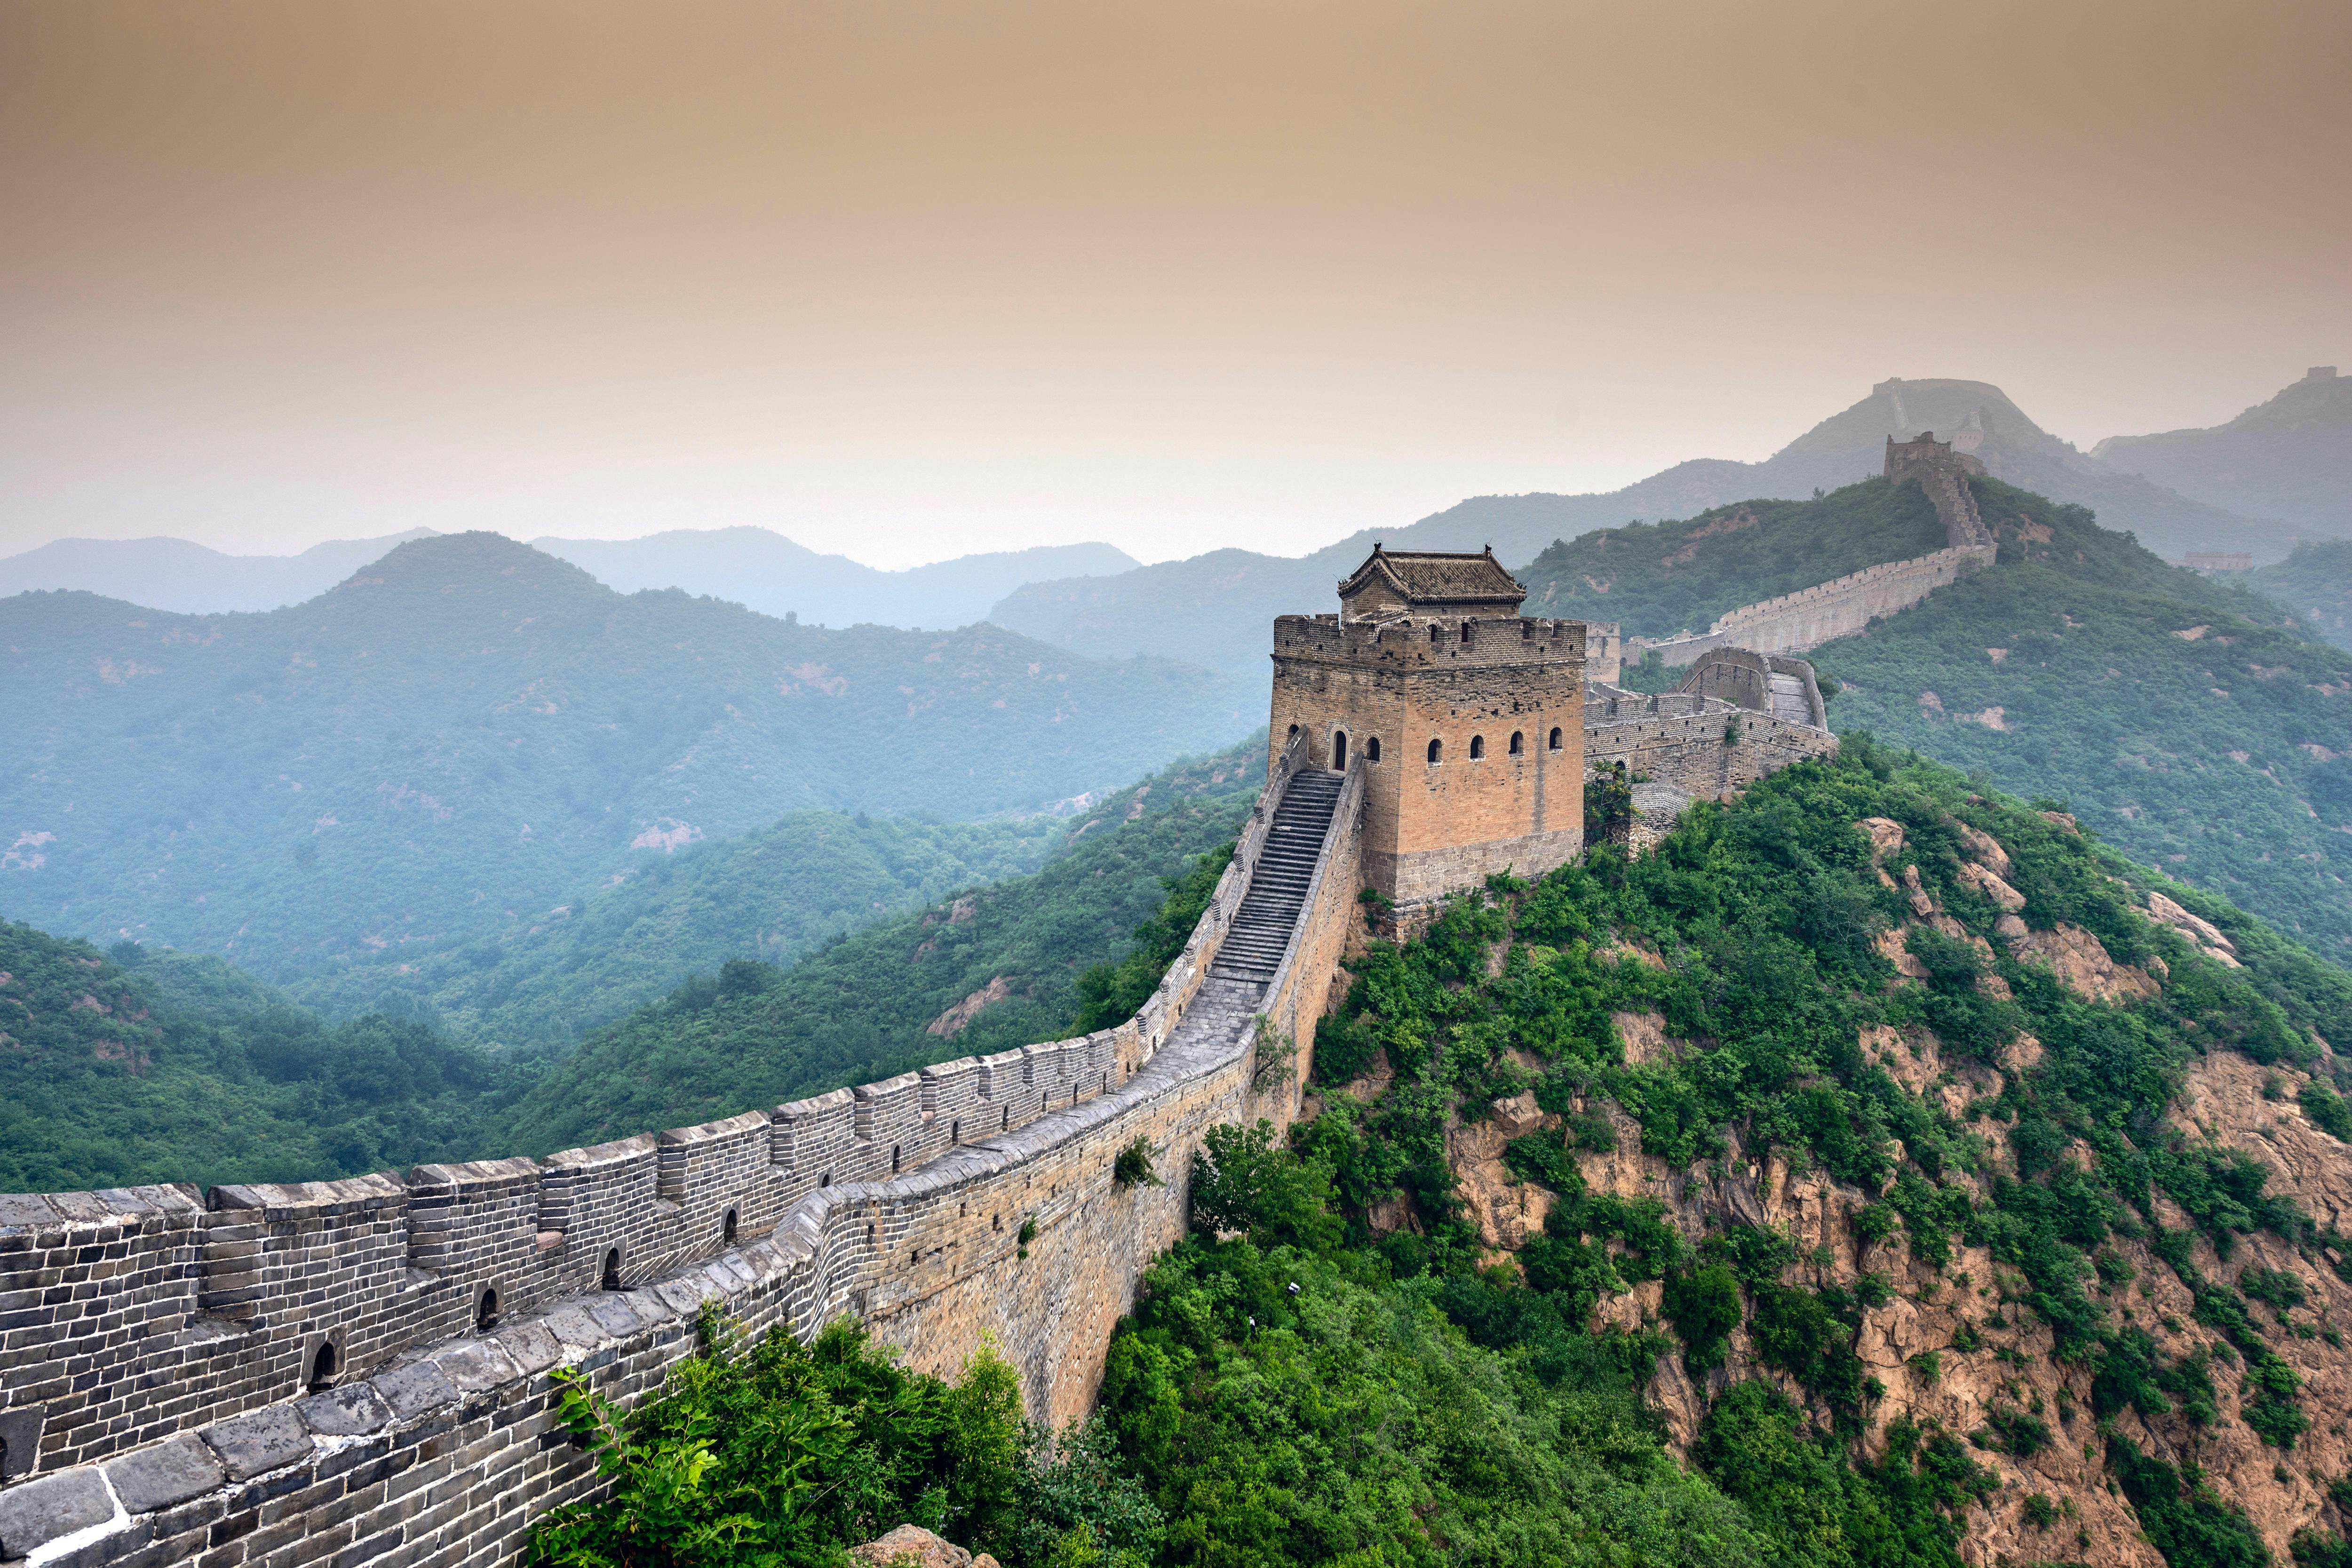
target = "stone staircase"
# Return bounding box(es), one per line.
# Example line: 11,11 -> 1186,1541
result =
1147,767 -> 1345,1057
1211,768 -> 1344,990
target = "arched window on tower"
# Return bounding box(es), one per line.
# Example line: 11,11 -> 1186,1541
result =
1427,738 -> 1443,764
1332,730 -> 1348,770
1509,731 -> 1525,756
1469,735 -> 1486,759
1548,727 -> 1563,751
1428,623 -> 1443,644
1365,737 -> 1381,763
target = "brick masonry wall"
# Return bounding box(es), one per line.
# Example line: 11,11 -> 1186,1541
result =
1268,613 -> 1586,907
0,738 -> 1373,1568
1632,459 -> 1998,669
1583,702 -> 1837,800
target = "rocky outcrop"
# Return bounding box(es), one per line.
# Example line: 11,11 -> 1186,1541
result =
852,1524 -> 998,1568
1417,810 -> 2352,1568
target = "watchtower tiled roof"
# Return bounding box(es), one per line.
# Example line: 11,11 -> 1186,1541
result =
1335,545 -> 1527,613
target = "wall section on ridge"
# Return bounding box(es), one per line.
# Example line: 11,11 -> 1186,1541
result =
0,739 -> 1370,1568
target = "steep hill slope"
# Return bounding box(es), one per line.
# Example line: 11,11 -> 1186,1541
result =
1801,478 -> 2352,953
1515,476 -> 1949,637
501,737 -> 1265,1153
0,529 -> 438,613
2096,367 -> 2352,536
2247,540 -> 2352,651
1762,379 -> 2291,561
1304,744 -> 2352,1568
282,807 -> 1068,1049
0,921 -> 522,1190
989,379 -> 2277,677
531,527 -> 1137,629
0,532 -> 1256,984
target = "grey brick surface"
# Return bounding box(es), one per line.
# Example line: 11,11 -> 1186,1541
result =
104,1435 -> 224,1514
0,1466 -> 115,1556
201,1408 -> 312,1482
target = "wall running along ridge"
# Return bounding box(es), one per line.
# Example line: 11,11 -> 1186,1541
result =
1631,435 -> 1997,668
1583,648 -> 1838,845
0,737 -> 1369,1568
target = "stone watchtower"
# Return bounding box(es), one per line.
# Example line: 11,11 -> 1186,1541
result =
1269,546 -> 1587,908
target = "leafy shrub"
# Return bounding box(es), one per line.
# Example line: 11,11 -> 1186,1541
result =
2302,1080 -> 2352,1142
532,1309 -> 1026,1568
1664,1264 -> 1742,1373
1187,1120 -> 1341,1252
1112,1138 -> 1161,1190
2108,1437 -> 2271,1568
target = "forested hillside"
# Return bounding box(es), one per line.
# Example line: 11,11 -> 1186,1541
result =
0,532 -> 1255,985
286,807 -> 1066,1049
554,742 -> 2352,1568
0,922 -> 523,1190
2247,540 -> 2352,652
986,377 -> 2278,680
1514,476 -> 1949,637
1808,478 -> 2352,953
2095,367 -> 2352,536
1286,741 -> 2352,1567
501,739 -> 1266,1152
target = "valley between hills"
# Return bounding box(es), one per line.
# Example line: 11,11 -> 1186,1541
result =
6,374 -> 2352,1568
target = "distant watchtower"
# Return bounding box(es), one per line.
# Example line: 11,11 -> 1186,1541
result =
1270,546 -> 1587,909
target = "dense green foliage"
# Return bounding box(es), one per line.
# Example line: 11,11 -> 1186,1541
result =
1809,476 -> 2352,953
0,742 -> 1261,1185
1516,478 -> 1948,639
503,742 -> 1264,1152
526,737 -> 2352,1567
2248,539 -> 2352,653
0,531 -> 1255,985
532,1307 -> 1156,1568
0,919 -> 522,1189
1300,739 -> 2352,1567
289,808 -> 1063,1049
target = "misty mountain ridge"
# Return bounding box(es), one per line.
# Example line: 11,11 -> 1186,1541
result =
986,374 -> 2306,677
0,530 -> 1255,987
2094,364 -> 2352,534
527,528 -> 1136,629
0,529 -> 441,615
0,524 -> 1138,629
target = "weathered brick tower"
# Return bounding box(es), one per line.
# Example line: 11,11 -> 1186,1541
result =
1269,546 -> 1587,908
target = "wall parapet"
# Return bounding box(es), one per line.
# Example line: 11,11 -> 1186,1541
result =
0,731 -> 1373,1568
1628,458 -> 1998,669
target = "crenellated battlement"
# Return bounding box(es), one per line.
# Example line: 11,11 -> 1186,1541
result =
1631,447 -> 1998,668
0,997 -> 1176,1492
1271,612 -> 1586,670
0,729 -> 1376,1568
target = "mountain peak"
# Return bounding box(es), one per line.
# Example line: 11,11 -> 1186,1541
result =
334,531 -> 612,601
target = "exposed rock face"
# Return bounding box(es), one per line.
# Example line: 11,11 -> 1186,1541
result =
2006,922 -> 2160,1004
926,975 -> 1012,1036
1613,1010 -> 1683,1067
850,1524 -> 992,1568
2146,890 -> 2242,967
1450,1094 -> 1558,1250
1413,812 -> 2352,1568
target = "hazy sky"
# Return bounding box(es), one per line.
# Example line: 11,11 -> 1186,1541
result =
4,1 -> 2346,567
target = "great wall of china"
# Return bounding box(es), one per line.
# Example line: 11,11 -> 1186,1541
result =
0,517 -> 1901,1567
1629,432 -> 1999,666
